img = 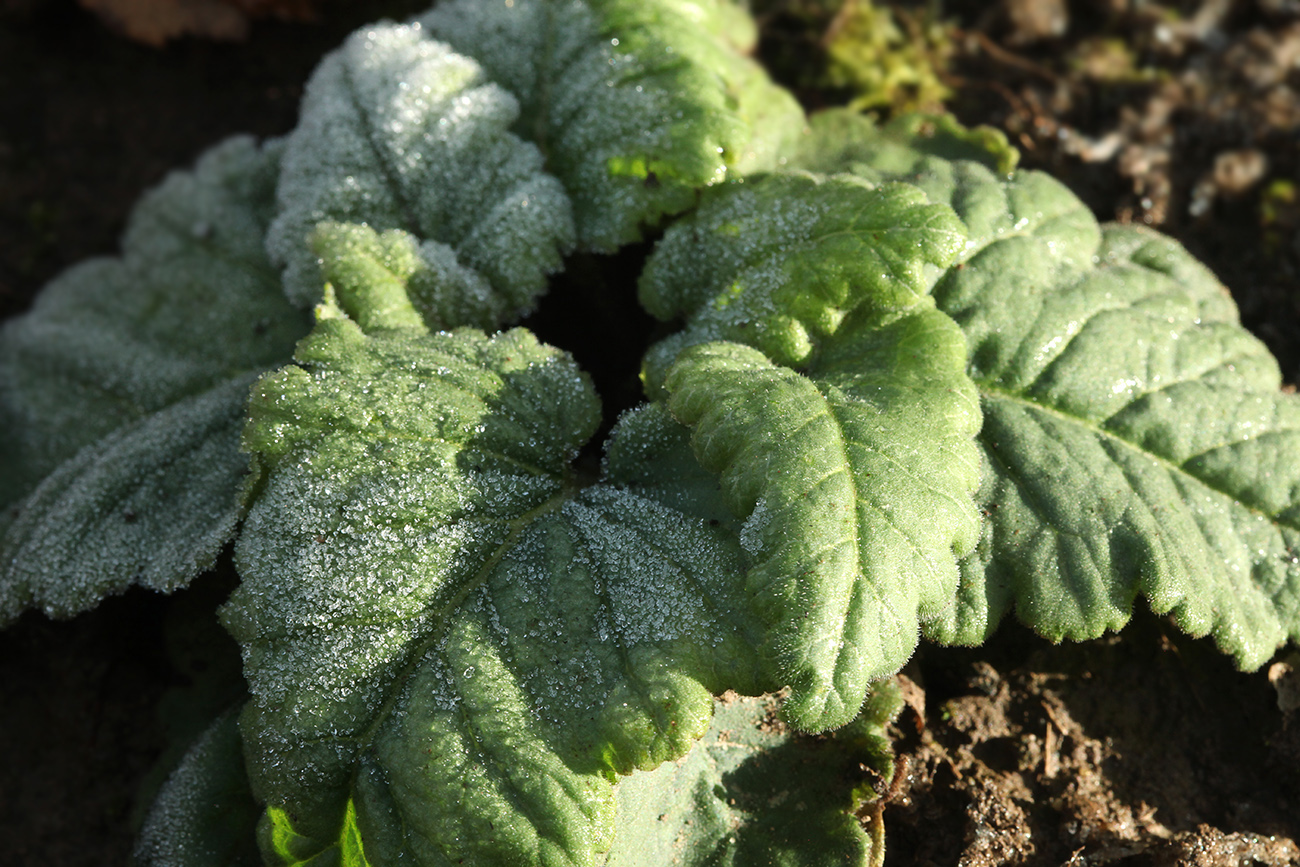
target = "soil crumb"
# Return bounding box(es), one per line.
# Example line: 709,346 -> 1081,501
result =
887,612 -> 1300,866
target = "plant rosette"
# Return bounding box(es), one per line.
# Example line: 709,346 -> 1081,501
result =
2,2 -> 1297,866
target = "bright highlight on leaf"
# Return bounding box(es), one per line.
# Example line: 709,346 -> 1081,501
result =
793,109 -> 1300,669
0,136 -> 307,625
644,173 -> 981,731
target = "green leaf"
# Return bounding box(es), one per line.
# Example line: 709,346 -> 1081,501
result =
784,110 -> 1103,300
934,222 -> 1300,665
599,690 -> 900,867
225,300 -> 767,865
790,108 -> 1019,182
665,326 -> 980,732
419,0 -> 806,251
642,174 -> 979,731
134,711 -> 262,867
640,172 -> 968,395
797,116 -> 1300,667
0,137 -> 307,624
600,402 -> 738,533
266,22 -> 575,324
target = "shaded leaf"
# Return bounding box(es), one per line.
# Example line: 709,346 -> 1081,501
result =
134,711 -> 262,867
0,136 -> 307,624
600,690 -> 901,866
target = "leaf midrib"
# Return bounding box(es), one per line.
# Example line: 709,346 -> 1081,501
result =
347,479 -> 579,756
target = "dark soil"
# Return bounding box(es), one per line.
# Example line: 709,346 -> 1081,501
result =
1,1 -> 1298,865
890,613 -> 1300,866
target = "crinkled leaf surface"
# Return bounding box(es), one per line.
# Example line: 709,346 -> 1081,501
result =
0,137 -> 307,624
642,175 -> 980,731
225,299 -> 768,865
266,21 -> 575,323
599,689 -> 901,867
419,0 -> 805,252
135,711 -> 262,867
794,112 -> 1300,667
639,173 -> 968,393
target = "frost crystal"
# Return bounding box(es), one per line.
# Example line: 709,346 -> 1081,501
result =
267,22 -> 574,327
0,136 -> 306,624
226,300 -> 766,864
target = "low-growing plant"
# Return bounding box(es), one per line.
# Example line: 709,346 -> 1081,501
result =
3,1 -> 1298,865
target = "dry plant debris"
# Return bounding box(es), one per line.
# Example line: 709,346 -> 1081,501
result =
76,0 -> 317,45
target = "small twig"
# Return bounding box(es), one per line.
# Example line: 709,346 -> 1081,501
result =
953,27 -> 1062,84
857,753 -> 911,867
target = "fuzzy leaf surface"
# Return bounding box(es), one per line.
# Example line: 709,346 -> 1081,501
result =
226,303 -> 766,865
267,21 -> 574,324
794,112 -> 1300,666
0,137 -> 306,624
419,0 -> 805,251
134,711 -> 262,867
599,690 -> 900,866
644,174 -> 979,730
640,172 -> 968,394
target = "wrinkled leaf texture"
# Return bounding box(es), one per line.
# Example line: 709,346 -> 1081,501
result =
641,173 -> 982,731
0,137 -> 307,624
226,278 -> 772,865
420,0 -> 804,251
269,0 -> 803,323
792,109 -> 1300,668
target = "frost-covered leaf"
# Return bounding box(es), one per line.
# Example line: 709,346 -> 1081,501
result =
641,174 -> 979,731
600,688 -> 902,867
225,298 -> 767,865
1,376 -> 256,625
600,401 -> 738,533
797,114 -> 1300,668
420,0 -> 805,251
267,21 -> 575,323
134,711 -> 262,867
0,136 -> 307,624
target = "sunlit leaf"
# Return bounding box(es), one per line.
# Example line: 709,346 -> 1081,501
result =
226,290 -> 767,865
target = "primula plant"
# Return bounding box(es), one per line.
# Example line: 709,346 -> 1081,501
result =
2,1 -> 1298,865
